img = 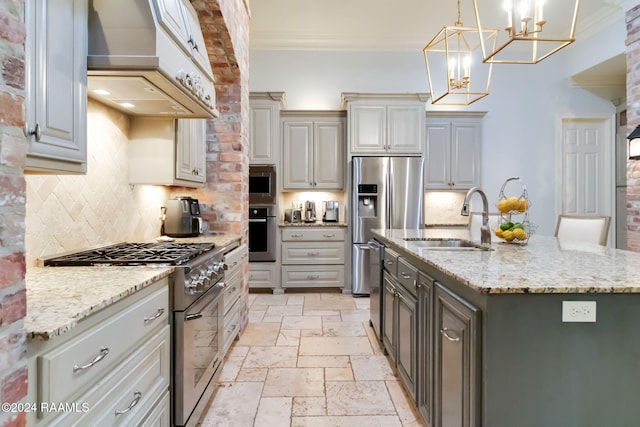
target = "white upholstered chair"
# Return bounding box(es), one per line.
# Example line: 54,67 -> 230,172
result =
468,212 -> 501,242
554,214 -> 611,246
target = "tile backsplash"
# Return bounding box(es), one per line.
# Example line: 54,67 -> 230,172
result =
25,101 -> 169,266
424,191 -> 470,226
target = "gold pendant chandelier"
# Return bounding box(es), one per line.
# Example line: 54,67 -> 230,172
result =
472,0 -> 581,64
423,0 -> 498,105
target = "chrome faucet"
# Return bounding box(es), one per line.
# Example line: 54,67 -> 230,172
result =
461,187 -> 491,246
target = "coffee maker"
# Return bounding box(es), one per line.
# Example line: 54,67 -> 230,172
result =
163,197 -> 203,237
304,201 -> 317,222
323,201 -> 339,222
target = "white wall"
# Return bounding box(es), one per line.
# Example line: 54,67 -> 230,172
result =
250,20 -> 621,235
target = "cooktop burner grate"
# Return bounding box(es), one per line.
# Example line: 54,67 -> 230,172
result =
44,242 -> 216,266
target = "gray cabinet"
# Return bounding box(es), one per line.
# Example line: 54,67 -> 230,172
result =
382,271 -> 396,362
434,283 -> 481,427
417,272 -> 435,426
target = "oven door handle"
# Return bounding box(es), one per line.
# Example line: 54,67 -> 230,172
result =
249,218 -> 267,223
185,312 -> 203,321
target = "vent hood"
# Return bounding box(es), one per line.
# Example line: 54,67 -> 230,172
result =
87,0 -> 219,118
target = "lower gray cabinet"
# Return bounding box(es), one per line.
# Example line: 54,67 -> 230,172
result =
382,270 -> 418,400
417,272 -> 435,426
434,283 -> 481,427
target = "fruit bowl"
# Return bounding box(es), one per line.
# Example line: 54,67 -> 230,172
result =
495,177 -> 535,244
493,219 -> 537,244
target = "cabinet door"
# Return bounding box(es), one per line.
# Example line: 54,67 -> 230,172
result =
424,121 -> 452,189
25,0 -> 87,173
180,0 -> 215,80
313,121 -> 344,190
250,102 -> 279,163
450,121 -> 481,190
283,121 -> 314,189
396,284 -> 418,400
387,104 -> 424,153
417,272 -> 435,426
176,119 -> 206,183
382,272 -> 396,362
153,0 -> 192,55
349,105 -> 386,153
434,283 -> 481,427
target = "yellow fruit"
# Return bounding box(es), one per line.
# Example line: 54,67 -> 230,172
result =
512,228 -> 527,240
497,199 -> 510,213
507,196 -> 519,211
517,197 -> 529,212
495,228 -> 504,238
502,230 -> 515,241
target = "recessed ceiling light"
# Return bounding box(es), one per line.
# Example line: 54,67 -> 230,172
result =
92,89 -> 110,96
119,102 -> 135,108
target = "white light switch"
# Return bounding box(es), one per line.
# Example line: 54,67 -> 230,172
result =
562,301 -> 596,322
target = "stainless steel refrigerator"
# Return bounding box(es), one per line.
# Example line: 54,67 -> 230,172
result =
351,156 -> 424,297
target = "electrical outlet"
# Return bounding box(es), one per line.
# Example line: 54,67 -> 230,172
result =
562,301 -> 596,322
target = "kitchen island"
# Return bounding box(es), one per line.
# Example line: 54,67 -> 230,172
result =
373,228 -> 640,427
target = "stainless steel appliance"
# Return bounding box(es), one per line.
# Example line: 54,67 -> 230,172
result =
43,241 -> 235,427
367,238 -> 384,339
323,201 -> 339,222
304,200 -> 317,222
163,197 -> 203,237
284,209 -> 302,223
249,206 -> 277,261
249,165 -> 277,205
351,156 -> 424,296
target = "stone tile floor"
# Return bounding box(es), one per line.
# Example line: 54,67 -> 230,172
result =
200,292 -> 426,427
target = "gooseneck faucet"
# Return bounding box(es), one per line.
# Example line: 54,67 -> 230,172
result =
461,187 -> 491,246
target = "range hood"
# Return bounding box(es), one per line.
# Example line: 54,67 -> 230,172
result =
87,0 -> 219,118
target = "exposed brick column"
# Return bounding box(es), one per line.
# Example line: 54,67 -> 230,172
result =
626,4 -> 640,252
0,1 -> 27,426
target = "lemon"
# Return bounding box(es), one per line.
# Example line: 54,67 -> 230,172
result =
517,197 -> 529,212
507,196 -> 519,211
512,228 -> 527,240
502,230 -> 515,241
497,199 -> 510,213
495,228 -> 504,238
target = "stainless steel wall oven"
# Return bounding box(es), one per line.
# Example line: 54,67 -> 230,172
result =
248,206 -> 277,262
249,165 -> 277,205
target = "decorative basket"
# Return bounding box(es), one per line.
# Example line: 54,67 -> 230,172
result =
494,177 -> 536,244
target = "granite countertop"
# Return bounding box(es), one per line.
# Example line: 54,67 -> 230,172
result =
373,228 -> 640,294
26,233 -> 242,341
280,222 -> 347,227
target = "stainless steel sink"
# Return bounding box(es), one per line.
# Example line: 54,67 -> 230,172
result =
403,238 -> 491,251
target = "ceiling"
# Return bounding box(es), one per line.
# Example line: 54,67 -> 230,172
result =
248,0 -> 627,100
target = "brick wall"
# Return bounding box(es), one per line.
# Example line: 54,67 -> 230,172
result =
627,4 -> 640,252
0,1 -> 27,426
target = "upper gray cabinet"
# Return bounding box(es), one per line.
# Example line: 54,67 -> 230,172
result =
341,93 -> 428,155
24,0 -> 88,174
249,92 -> 286,164
425,113 -> 484,190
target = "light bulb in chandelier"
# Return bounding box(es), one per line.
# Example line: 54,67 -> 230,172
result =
503,0 -> 545,37
447,55 -> 471,89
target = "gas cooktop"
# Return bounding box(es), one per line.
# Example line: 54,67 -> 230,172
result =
43,242 -> 216,266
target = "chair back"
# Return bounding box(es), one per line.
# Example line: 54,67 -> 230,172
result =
554,215 -> 611,246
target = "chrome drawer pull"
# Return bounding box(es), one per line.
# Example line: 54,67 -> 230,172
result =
400,272 -> 411,279
73,347 -> 109,372
185,313 -> 203,321
308,252 -> 320,256
323,233 -> 335,237
308,275 -> 320,279
385,260 -> 394,265
291,233 -> 304,237
143,308 -> 165,323
441,328 -> 461,342
115,391 -> 142,415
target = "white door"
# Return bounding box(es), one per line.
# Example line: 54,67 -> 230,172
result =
559,116 -> 614,244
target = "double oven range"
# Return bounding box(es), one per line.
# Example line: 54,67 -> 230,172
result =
44,240 -> 236,426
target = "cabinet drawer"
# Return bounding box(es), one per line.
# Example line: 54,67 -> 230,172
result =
282,228 -> 345,241
282,242 -> 345,264
397,257 -> 418,296
383,248 -> 399,277
249,263 -> 277,288
282,265 -> 345,288
39,286 -> 169,404
47,326 -> 170,426
223,299 -> 241,355
224,244 -> 247,274
223,268 -> 241,314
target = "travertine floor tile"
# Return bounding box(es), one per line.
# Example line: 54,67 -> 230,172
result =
323,320 -> 367,337
297,355 -> 351,368
385,380 -> 425,426
282,314 -> 323,330
351,355 -> 395,381
325,367 -> 354,381
262,367 -> 325,397
292,396 -> 327,416
237,322 -> 280,346
254,397 -> 292,426
291,415 -> 402,427
287,295 -> 305,305
340,309 -> 370,322
299,336 -> 373,356
200,382 -> 263,427
265,304 -> 303,317
254,294 -> 288,306
305,297 -> 355,311
277,328 -> 301,346
236,367 -> 268,382
243,346 -> 298,368
326,381 -> 396,416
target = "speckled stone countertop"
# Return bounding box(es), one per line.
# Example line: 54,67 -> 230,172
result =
373,228 -> 640,294
26,233 -> 242,341
280,222 -> 347,227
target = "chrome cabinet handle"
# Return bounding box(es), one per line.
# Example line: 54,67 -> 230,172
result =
73,347 -> 109,372
115,391 -> 142,415
291,233 -> 304,237
400,272 -> 411,279
385,260 -> 394,265
185,313 -> 203,321
24,122 -> 41,141
308,275 -> 320,279
308,252 -> 320,256
143,308 -> 165,323
441,328 -> 461,342
323,233 -> 335,237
